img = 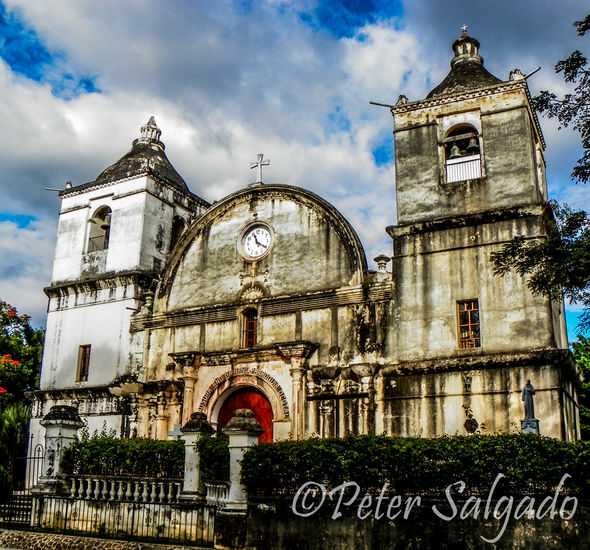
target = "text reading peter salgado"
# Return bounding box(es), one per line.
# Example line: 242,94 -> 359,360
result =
291,474 -> 578,544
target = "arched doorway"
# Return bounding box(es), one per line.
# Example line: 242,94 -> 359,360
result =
217,387 -> 273,442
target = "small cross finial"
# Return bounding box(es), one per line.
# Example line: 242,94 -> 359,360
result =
250,153 -> 270,183
168,423 -> 183,441
461,24 -> 468,33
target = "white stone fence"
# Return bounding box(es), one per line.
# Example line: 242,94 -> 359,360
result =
28,405 -> 264,545
68,475 -> 183,504
204,481 -> 230,505
34,405 -> 263,514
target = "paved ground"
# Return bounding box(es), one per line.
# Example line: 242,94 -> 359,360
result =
0,530 -> 212,550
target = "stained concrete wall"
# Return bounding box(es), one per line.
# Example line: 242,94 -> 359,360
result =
388,214 -> 566,362
51,176 -> 197,283
163,186 -> 364,312
218,497 -> 589,550
393,84 -> 545,225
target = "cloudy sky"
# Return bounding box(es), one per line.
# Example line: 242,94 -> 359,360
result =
0,0 -> 587,337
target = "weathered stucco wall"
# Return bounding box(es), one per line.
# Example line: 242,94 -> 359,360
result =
394,84 -> 544,225
52,176 -> 197,284
213,497 -> 589,550
162,185 -> 365,312
376,362 -> 578,439
388,213 -> 563,362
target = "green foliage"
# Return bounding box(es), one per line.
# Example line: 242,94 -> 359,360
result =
241,434 -> 590,497
0,464 -> 11,503
493,15 -> 590,335
0,402 -> 31,455
532,15 -> 590,184
0,299 -> 43,404
196,433 -> 229,481
0,401 -> 31,493
490,202 -> 590,333
574,335 -> 590,438
61,434 -> 184,478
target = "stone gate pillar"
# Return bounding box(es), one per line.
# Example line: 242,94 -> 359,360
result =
222,408 -> 263,512
180,411 -> 214,501
36,405 -> 83,494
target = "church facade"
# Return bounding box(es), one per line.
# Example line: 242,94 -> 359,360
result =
29,31 -> 579,451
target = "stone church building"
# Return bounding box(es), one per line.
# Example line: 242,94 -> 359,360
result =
29,31 -> 580,450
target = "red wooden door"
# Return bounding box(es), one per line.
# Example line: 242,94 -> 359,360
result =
217,387 -> 274,442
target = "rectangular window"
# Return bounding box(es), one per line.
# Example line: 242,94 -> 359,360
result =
242,310 -> 258,348
77,345 -> 91,381
457,300 -> 480,348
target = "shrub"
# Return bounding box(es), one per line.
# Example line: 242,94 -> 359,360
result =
196,434 -> 230,481
241,434 -> 590,497
61,435 -> 184,478
0,464 -> 11,502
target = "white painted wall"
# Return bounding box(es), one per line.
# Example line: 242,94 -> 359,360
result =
40,291 -> 139,389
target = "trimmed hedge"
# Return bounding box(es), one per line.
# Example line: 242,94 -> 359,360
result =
196,434 -> 230,481
61,436 -> 185,478
240,434 -> 590,496
61,434 -> 230,480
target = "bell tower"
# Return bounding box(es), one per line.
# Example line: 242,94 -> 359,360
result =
384,30 -> 577,440
392,28 -> 548,225
31,118 -> 209,443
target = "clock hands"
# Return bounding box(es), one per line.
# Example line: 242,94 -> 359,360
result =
253,234 -> 268,249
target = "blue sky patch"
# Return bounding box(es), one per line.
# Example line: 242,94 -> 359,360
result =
0,212 -> 36,229
325,105 -> 351,136
372,136 -> 394,166
566,309 -> 588,340
0,2 -> 99,99
299,0 -> 403,39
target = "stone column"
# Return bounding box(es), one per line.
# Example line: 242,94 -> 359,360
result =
352,364 -> 378,435
277,342 -> 316,441
35,405 -> 83,495
222,409 -> 263,512
289,358 -> 305,440
180,412 -> 214,501
169,352 -> 200,426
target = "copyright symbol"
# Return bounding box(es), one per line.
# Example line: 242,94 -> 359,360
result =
291,481 -> 326,517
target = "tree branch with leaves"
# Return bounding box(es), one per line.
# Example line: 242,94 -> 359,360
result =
492,15 -> 590,335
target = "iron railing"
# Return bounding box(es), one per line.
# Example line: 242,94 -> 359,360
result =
31,495 -> 215,546
0,436 -> 44,528
445,154 -> 482,183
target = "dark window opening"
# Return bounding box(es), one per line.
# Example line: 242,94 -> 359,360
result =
87,206 -> 112,252
170,217 -> 186,251
242,309 -> 258,348
77,344 -> 91,381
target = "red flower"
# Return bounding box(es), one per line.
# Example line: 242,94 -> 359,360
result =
7,311 -> 15,317
0,388 -> 7,394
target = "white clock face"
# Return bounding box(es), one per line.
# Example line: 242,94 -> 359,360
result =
241,225 -> 273,259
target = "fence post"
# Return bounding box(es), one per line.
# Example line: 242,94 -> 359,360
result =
34,405 -> 83,495
222,409 -> 263,512
180,411 -> 214,501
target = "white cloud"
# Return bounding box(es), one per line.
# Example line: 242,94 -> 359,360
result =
0,0 -> 587,334
0,217 -> 56,326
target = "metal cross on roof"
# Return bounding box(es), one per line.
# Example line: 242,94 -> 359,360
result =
250,153 -> 270,183
461,24 -> 468,33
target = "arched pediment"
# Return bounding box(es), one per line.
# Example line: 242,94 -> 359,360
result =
157,184 -> 367,311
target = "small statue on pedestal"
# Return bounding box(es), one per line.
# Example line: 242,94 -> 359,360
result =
521,379 -> 540,434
